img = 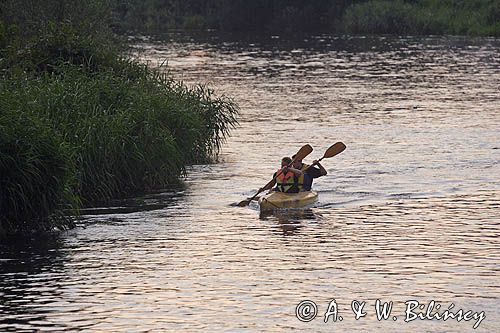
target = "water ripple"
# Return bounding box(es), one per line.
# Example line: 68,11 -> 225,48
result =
2,33 -> 499,332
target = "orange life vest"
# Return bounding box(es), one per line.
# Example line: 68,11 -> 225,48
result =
276,169 -> 296,193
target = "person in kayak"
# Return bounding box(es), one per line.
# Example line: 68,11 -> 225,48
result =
292,154 -> 327,191
259,157 -> 303,193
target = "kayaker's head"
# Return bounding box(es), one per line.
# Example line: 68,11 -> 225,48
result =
281,156 -> 292,167
291,154 -> 303,169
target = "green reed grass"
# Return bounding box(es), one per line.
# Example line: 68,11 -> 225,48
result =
0,23 -> 239,236
0,102 -> 78,234
341,0 -> 500,36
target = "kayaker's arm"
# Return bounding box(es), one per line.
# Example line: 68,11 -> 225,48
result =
260,166 -> 302,193
287,166 -> 303,177
312,160 -> 327,176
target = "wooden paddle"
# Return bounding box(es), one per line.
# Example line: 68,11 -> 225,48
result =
304,142 -> 346,170
236,144 -> 313,207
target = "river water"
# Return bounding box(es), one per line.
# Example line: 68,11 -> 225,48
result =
1,33 -> 499,332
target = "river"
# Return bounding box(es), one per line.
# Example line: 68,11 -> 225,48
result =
1,33 -> 499,332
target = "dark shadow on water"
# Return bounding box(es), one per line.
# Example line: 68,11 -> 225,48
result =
79,188 -> 186,215
0,234 -> 69,331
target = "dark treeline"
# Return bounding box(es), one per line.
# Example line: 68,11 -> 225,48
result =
114,0 -> 352,33
115,0 -> 500,36
0,0 -> 238,236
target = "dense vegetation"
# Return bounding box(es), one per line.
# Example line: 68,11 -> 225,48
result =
116,0 -> 500,36
0,0 -> 238,236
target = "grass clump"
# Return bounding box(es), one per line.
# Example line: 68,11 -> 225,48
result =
0,8 -> 239,236
0,104 -> 77,234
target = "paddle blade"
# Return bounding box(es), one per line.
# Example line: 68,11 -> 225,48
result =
235,194 -> 262,207
323,142 -> 346,158
293,144 -> 313,162
235,199 -> 251,207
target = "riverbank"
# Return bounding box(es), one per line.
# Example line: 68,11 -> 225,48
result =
115,0 -> 500,36
0,3 -> 238,236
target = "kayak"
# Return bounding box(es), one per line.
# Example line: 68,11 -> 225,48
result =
258,191 -> 318,213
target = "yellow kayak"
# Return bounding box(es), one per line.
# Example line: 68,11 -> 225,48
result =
258,191 -> 318,213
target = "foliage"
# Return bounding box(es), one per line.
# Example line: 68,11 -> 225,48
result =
116,0 -> 344,33
0,102 -> 76,234
0,2 -> 238,235
113,0 -> 500,36
342,0 -> 500,35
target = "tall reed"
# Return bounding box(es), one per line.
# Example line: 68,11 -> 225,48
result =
341,0 -> 500,36
0,22 -> 239,235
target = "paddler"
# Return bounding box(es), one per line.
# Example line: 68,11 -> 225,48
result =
292,154 -> 327,191
259,157 -> 303,193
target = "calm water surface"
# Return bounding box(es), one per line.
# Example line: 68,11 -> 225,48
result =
1,33 -> 499,332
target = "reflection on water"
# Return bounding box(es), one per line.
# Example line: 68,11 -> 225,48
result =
79,189 -> 186,216
0,235 -> 69,331
259,209 -> 320,235
1,33 -> 499,332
